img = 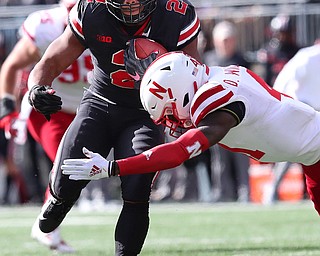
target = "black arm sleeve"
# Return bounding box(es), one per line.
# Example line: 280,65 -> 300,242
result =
217,101 -> 245,125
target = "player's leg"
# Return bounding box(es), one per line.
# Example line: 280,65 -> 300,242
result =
302,161 -> 320,214
28,110 -> 76,252
114,114 -> 164,255
38,111 -> 75,161
38,95 -> 114,233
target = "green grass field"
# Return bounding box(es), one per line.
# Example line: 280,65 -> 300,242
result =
0,201 -> 320,255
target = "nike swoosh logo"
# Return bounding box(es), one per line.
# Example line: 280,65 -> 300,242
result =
130,72 -> 141,81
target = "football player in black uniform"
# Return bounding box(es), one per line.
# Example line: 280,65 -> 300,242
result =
27,0 -> 201,255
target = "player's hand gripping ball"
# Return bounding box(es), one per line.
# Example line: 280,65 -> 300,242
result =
124,38 -> 167,86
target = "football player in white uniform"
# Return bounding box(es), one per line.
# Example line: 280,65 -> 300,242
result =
62,51 -> 320,219
0,0 -> 92,253
264,41 -> 320,204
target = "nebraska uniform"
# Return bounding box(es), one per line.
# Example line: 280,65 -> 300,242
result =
118,52 -> 320,217
191,65 -> 320,166
62,52 -> 320,245
22,5 -> 92,161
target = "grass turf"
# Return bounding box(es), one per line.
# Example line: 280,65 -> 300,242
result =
0,201 -> 319,255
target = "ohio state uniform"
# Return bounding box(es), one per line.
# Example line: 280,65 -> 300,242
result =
49,0 -> 200,254
191,64 -> 320,166
69,0 -> 200,107
21,5 -> 92,161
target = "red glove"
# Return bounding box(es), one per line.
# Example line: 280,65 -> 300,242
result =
0,111 -> 19,136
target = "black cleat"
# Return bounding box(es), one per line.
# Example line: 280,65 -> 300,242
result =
39,196 -> 75,233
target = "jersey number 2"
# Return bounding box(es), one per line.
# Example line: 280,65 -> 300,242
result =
166,0 -> 188,15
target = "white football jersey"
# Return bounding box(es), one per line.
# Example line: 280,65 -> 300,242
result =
190,65 -> 320,166
22,5 -> 92,113
273,44 -> 320,111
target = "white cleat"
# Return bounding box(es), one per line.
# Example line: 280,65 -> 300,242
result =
31,218 -> 75,254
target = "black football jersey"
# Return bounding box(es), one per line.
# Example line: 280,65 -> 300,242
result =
69,0 -> 200,108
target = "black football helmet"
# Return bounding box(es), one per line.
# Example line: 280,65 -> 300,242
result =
105,0 -> 157,24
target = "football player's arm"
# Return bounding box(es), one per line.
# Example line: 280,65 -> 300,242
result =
27,26 -> 85,120
116,109 -> 238,176
198,110 -> 238,146
28,26 -> 85,88
0,36 -> 40,119
62,128 -> 211,179
62,105 -> 240,179
0,36 -> 40,96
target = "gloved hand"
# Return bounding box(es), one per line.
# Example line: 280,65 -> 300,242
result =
0,111 -> 18,133
124,39 -> 159,82
0,95 -> 16,119
28,85 -> 62,121
5,116 -> 28,145
62,147 -> 116,180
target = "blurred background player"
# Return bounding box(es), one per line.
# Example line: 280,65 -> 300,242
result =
264,38 -> 320,204
0,119 -> 29,205
0,31 -> 29,206
256,13 -> 300,87
0,0 -> 93,253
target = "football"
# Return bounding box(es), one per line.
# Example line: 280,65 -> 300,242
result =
133,38 -> 167,59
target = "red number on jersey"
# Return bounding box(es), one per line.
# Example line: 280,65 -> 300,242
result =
110,50 -> 135,89
166,0 -> 188,15
219,143 -> 265,161
58,54 -> 93,83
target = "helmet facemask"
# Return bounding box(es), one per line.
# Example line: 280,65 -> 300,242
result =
105,0 -> 157,24
155,101 -> 194,138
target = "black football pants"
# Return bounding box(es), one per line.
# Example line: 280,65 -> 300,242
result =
49,91 -> 164,255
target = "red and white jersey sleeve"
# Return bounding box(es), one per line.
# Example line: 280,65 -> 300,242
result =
190,65 -> 320,166
23,6 -> 93,114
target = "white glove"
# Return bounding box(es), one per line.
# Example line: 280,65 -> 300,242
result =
61,147 -> 114,180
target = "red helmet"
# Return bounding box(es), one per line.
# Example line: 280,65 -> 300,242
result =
105,0 -> 157,24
